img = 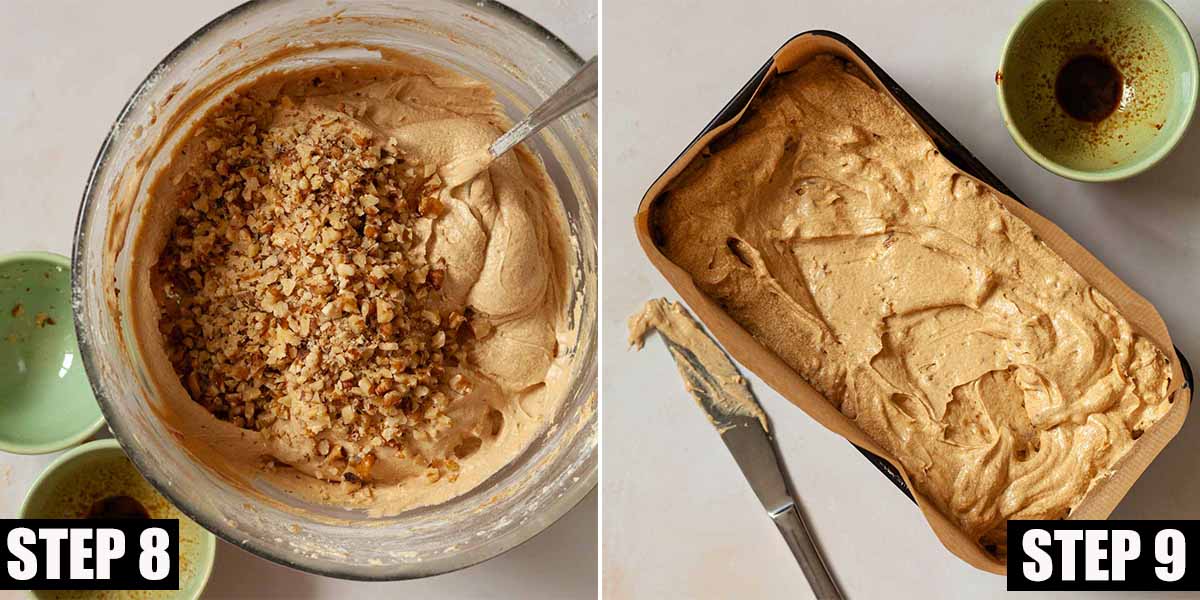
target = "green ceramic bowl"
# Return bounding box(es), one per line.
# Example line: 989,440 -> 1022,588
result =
19,439 -> 217,600
998,0 -> 1199,182
0,252 -> 104,454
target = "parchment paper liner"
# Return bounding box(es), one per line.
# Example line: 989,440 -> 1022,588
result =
634,31 -> 1192,575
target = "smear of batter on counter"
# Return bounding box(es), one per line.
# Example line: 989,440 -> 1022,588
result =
629,298 -> 768,431
652,55 -> 1173,557
124,50 -> 576,515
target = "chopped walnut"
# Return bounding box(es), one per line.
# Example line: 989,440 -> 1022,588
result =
154,92 -> 478,464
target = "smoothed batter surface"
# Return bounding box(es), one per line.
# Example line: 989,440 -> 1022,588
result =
653,55 -> 1173,555
129,53 -> 573,515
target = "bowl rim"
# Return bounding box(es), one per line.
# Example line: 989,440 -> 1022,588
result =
70,0 -> 596,582
996,0 -> 1200,182
18,438 -> 217,600
0,250 -> 106,455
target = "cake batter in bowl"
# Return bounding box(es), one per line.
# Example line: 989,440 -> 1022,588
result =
72,0 -> 595,579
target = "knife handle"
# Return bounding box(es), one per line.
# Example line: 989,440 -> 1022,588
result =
772,504 -> 843,600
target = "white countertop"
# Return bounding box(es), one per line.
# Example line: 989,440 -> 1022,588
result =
0,1 -> 596,598
602,1 -> 1200,598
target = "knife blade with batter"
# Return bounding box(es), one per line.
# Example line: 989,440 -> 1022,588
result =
629,299 -> 843,600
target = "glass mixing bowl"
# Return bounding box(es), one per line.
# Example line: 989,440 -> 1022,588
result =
71,0 -> 596,580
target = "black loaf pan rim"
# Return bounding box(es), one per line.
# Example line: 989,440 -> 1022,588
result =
648,28 -> 1196,502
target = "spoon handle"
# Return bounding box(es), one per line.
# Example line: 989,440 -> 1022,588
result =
489,56 -> 598,159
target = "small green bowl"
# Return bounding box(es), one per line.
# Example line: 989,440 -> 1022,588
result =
0,251 -> 104,454
998,0 -> 1199,182
19,439 -> 217,600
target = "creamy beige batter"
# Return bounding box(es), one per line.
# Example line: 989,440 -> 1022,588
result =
628,298 -> 768,430
125,52 -> 574,514
653,55 -> 1173,555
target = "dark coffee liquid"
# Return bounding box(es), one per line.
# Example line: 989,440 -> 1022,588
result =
85,495 -> 149,519
1055,53 -> 1123,122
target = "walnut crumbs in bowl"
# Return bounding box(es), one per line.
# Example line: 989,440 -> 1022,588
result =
152,85 -> 494,492
72,0 -> 595,580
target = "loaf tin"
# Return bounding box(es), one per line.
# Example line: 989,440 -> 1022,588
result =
635,30 -> 1194,574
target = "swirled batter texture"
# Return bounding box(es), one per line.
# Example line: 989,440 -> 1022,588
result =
654,55 -> 1173,555
128,53 -> 574,514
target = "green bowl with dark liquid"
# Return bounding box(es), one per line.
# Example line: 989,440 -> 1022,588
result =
997,0 -> 1199,182
19,439 -> 217,599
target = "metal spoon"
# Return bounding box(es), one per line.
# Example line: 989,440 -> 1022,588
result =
443,56 -> 597,186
